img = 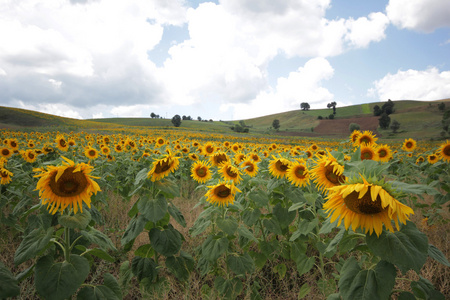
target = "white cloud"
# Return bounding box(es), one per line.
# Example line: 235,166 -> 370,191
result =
11,99 -> 83,119
345,12 -> 389,48
368,67 -> 450,101
228,57 -> 335,119
386,0 -> 450,32
110,104 -> 152,118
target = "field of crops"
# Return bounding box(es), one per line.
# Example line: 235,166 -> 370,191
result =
0,128 -> 449,299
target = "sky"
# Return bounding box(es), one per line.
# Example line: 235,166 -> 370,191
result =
0,0 -> 449,121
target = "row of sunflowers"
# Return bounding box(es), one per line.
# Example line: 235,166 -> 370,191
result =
0,128 -> 449,299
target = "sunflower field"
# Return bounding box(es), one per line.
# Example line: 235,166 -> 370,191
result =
0,128 -> 449,299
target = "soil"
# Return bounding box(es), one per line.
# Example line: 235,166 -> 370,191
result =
278,116 -> 380,138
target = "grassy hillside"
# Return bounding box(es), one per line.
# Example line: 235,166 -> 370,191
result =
1,98 -> 449,139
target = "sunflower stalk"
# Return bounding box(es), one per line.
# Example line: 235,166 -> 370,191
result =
64,226 -> 71,262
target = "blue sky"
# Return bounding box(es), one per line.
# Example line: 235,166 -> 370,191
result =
0,0 -> 449,121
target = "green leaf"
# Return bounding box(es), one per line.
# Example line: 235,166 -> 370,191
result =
131,256 -> 158,282
296,254 -> 315,276
273,203 -> 296,229
77,273 -> 121,300
428,244 -> 450,267
201,235 -> 228,262
168,204 -> 186,227
366,221 -> 428,273
14,227 -> 54,265
189,218 -> 211,237
411,276 -> 445,300
155,178 -> 180,198
288,202 -> 306,212
325,229 -> 345,254
338,231 -> 361,254
227,253 -> 254,276
119,261 -> 132,292
0,262 -> 20,298
290,219 -> 319,241
149,225 -> 182,257
138,194 -> 168,223
214,276 -> 243,299
103,273 -> 122,299
134,244 -> 155,258
165,251 -> 194,281
83,248 -> 115,262
397,292 -> 416,300
248,189 -> 269,208
318,278 -> 337,297
121,214 -> 147,246
134,168 -> 148,186
81,226 -> 116,251
389,181 -> 439,196
338,258 -> 396,300
237,226 -> 258,242
58,210 -> 91,230
263,218 -> 283,235
242,208 -> 261,227
319,218 -> 337,235
298,283 -> 311,299
217,217 -> 238,235
35,254 -> 90,300
273,263 -> 287,279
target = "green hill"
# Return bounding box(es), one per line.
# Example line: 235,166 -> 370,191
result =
1,98 -> 449,140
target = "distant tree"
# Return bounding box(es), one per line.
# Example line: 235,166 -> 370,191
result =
171,114 -> 182,127
379,113 -> 391,129
438,102 -> 446,111
382,99 -> 395,115
442,109 -> 450,134
272,119 -> 280,130
150,112 -> 156,118
182,115 -> 187,120
328,114 -> 335,119
349,123 -> 360,132
239,120 -> 246,127
373,105 -> 382,116
209,119 -> 213,122
300,102 -> 310,111
197,116 -> 202,121
318,115 -> 323,120
327,101 -> 337,114
390,120 -> 400,133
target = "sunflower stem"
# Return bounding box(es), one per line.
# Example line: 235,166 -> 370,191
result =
258,219 -> 267,242
64,226 -> 71,262
69,235 -> 84,252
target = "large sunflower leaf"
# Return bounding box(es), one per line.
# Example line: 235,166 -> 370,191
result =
14,227 -> 54,265
149,225 -> 182,257
131,256 -> 158,282
0,262 -> 20,298
138,194 -> 168,223
428,244 -> 450,267
155,178 -> 180,198
121,214 -> 148,246
58,210 -> 92,230
338,258 -> 396,300
168,204 -> 186,227
165,251 -> 194,282
273,203 -> 296,229
201,235 -> 228,262
217,217 -> 238,235
411,276 -> 445,300
35,254 -> 89,300
227,253 -> 255,276
366,221 -> 428,273
81,226 -> 116,251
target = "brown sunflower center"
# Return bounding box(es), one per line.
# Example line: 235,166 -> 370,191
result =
294,166 -> 306,178
2,149 -> 10,156
196,167 -> 207,177
378,149 -> 387,158
154,159 -> 172,174
344,188 -> 384,215
361,150 -> 374,160
244,162 -> 254,172
275,160 -> 289,172
215,185 -> 231,198
28,152 -> 35,159
205,146 -> 214,153
214,154 -> 228,165
1,170 -> 8,178
324,165 -> 345,185
405,142 -> 413,148
59,140 -> 66,147
10,141 -> 17,148
49,167 -> 88,197
226,167 -> 238,178
443,145 -> 450,156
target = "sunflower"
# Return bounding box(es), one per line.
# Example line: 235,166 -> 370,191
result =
33,157 -> 101,214
189,153 -> 199,161
114,144 -> 123,153
219,162 -> 243,184
147,150 -> 180,182
310,152 -> 345,190
0,147 -> 13,158
427,153 -> 439,164
230,143 -> 240,153
23,149 -> 37,163
28,140 -> 36,148
356,130 -> 378,146
287,160 -> 310,187
55,135 -> 69,152
268,156 -> 291,179
205,181 -> 241,207
437,140 -> 450,162
202,142 -> 216,156
249,152 -> 261,163
415,156 -> 425,165
210,151 -> 229,167
191,160 -> 212,183
402,138 -> 416,152
155,137 -> 166,148
0,168 -> 13,185
233,152 -> 246,166
360,145 -> 378,161
349,130 -> 361,144
375,144 -> 392,162
323,175 -> 414,237
241,159 -> 258,177
68,139 -> 76,147
8,139 -> 19,151
84,147 -> 99,160
101,146 -> 111,156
